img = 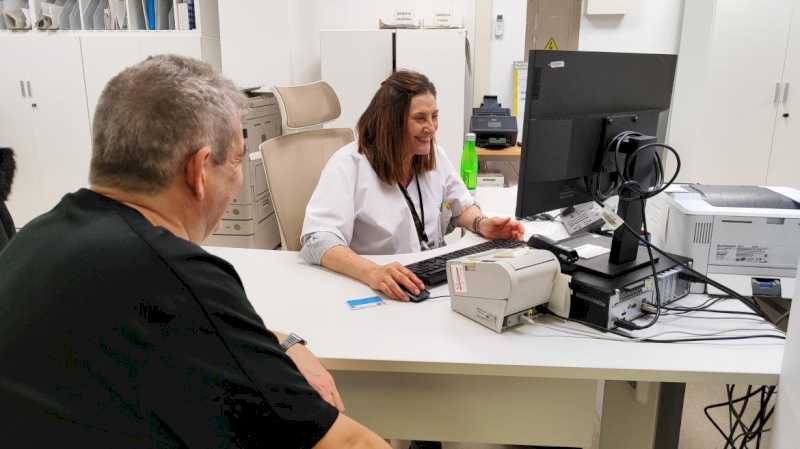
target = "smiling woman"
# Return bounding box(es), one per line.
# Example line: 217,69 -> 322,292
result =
299,70 -> 525,303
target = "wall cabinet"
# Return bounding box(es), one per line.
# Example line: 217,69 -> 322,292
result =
0,34 -> 92,226
668,0 -> 798,188
321,28 -> 468,167
0,1 -> 219,227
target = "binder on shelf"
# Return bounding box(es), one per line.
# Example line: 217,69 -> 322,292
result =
82,0 -> 100,30
186,0 -> 194,29
2,0 -> 31,30
58,0 -> 76,30
68,0 -> 80,29
175,1 -> 188,30
108,0 -> 126,29
142,0 -> 154,30
154,0 -> 168,30
167,1 -> 173,30
0,1 -> 5,31
36,1 -> 65,30
126,0 -> 143,29
92,0 -> 107,30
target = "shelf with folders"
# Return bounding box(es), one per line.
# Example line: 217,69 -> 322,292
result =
0,0 -> 200,31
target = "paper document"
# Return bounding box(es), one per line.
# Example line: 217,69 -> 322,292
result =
574,244 -> 610,260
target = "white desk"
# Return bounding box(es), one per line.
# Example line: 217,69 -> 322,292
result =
205,187 -> 784,448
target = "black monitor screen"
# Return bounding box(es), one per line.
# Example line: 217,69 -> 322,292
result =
515,50 -> 678,218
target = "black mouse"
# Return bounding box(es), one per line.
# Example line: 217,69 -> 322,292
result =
402,286 -> 430,302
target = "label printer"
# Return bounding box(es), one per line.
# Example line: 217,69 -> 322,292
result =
446,246 -> 568,333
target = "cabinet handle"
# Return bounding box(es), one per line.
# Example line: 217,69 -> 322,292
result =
20,80 -> 26,98
26,81 -> 32,98
774,82 -> 782,104
783,82 -> 790,104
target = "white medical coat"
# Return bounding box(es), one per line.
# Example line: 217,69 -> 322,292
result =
302,142 -> 475,255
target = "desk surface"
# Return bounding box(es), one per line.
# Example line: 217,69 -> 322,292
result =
477,145 -> 521,159
205,188 -> 783,386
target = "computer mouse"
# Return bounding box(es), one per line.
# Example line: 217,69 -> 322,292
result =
403,286 -> 430,303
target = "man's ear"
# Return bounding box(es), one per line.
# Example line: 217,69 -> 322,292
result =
184,146 -> 213,200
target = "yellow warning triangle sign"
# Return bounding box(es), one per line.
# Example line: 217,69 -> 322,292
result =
544,38 -> 559,50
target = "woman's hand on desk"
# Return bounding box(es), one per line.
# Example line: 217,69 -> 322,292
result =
363,262 -> 426,302
479,216 -> 526,241
286,344 -> 345,412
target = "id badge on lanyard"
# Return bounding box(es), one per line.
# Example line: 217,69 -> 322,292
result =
398,172 -> 431,251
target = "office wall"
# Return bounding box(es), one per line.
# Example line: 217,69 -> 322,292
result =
488,0 -> 527,109
291,0 -> 474,85
485,0 -> 685,112
578,0 -> 685,54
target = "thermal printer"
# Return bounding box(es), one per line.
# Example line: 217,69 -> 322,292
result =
446,246 -> 567,332
469,96 -> 518,149
648,184 -> 800,298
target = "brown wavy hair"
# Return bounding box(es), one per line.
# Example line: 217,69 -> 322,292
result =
356,70 -> 437,185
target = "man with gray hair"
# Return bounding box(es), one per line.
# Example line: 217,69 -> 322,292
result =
0,55 -> 389,449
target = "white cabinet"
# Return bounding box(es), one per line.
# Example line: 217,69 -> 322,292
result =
668,0 -> 798,188
0,34 -> 92,226
218,0 -> 291,89
767,2 -> 800,187
81,34 -> 203,126
321,29 -> 467,167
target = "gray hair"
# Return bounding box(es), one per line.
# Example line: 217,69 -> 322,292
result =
90,54 -> 247,193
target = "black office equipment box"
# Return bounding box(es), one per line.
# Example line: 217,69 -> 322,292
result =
470,95 -> 518,148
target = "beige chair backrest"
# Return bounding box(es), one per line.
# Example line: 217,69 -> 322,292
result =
273,81 -> 343,135
260,81 -> 354,251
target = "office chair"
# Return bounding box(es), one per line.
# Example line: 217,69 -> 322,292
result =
258,81 -> 354,251
0,147 -> 17,250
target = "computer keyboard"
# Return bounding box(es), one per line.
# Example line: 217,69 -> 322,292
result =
406,239 -> 527,287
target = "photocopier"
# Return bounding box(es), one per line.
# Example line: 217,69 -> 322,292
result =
648,184 -> 800,298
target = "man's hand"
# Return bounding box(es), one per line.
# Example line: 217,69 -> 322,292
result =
286,344 -> 345,412
362,262 -> 425,301
479,216 -> 526,241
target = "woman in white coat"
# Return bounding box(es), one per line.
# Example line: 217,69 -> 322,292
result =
301,70 -> 524,301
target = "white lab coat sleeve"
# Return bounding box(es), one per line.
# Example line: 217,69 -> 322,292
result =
438,146 -> 477,218
301,154 -> 357,249
299,231 -> 347,265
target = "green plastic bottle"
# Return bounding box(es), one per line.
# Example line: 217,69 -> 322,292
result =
460,132 -> 478,194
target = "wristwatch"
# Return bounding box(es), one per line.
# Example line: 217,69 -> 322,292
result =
280,332 -> 307,352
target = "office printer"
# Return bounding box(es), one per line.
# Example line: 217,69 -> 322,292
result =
469,96 -> 518,149
649,184 -> 800,298
446,246 -> 563,333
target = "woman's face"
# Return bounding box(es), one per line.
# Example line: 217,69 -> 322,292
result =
404,92 -> 439,158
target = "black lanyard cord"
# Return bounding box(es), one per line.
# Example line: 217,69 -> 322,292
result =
398,172 -> 429,247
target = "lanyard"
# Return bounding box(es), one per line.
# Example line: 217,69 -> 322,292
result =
398,172 -> 430,250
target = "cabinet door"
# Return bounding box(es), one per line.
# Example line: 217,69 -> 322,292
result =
767,4 -> 800,188
668,0 -> 793,185
218,0 -> 291,89
0,35 -> 39,227
140,35 -> 202,59
396,29 -> 467,167
21,35 -> 92,226
321,30 -> 393,131
81,35 -> 142,127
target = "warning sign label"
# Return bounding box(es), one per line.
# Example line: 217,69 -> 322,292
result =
714,244 -> 769,264
544,38 -> 559,50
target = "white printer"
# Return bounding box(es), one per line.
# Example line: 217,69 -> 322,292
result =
446,247 -> 564,333
648,184 -> 800,298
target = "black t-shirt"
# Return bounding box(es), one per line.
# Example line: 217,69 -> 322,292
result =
0,189 -> 338,448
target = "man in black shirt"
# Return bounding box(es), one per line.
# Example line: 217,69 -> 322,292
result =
0,55 -> 389,449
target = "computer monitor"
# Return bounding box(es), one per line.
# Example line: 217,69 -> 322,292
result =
516,50 -> 678,274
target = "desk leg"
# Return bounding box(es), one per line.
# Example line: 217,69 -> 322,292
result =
599,381 -> 685,449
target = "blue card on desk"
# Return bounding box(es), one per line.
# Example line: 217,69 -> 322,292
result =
347,296 -> 386,310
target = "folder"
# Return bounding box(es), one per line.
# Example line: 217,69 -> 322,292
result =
176,2 -> 188,30
82,0 -> 100,30
143,0 -> 155,30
